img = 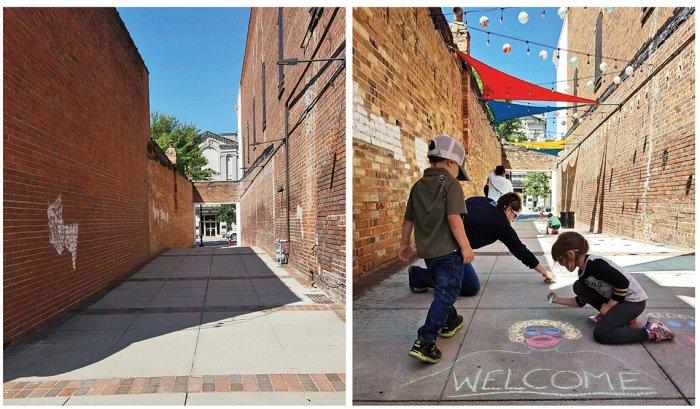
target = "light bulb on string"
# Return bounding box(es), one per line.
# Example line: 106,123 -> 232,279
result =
499,8 -> 504,24
479,15 -> 490,28
625,65 -> 634,75
587,54 -> 590,65
541,9 -> 546,18
526,41 -> 530,55
557,7 -> 568,19
518,11 -> 529,24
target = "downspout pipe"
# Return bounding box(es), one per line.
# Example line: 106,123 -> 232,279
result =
285,103 -> 291,246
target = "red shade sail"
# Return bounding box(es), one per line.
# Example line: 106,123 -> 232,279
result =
458,51 -> 598,104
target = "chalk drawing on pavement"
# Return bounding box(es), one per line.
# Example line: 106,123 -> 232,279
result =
47,195 -> 78,269
403,319 -> 662,399
648,312 -> 695,348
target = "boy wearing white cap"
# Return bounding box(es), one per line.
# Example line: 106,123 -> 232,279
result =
399,134 -> 474,364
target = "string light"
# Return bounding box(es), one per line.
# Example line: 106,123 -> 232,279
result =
462,22 -> 652,67
526,41 -> 531,55
499,8 -> 504,23
541,9 -> 546,18
486,31 -> 491,46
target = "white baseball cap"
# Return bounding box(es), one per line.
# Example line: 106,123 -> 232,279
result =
427,134 -> 470,181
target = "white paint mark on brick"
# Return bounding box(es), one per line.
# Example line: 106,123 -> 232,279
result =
47,195 -> 78,269
415,137 -> 429,172
353,81 -> 406,162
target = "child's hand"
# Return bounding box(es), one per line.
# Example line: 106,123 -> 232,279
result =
542,271 -> 556,283
398,244 -> 413,262
461,246 -> 475,264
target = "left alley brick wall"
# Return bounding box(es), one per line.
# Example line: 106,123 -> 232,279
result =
3,8 -> 193,343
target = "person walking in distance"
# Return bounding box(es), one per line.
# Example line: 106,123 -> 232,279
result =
486,165 -> 513,202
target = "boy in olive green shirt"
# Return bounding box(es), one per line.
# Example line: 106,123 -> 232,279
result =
399,134 -> 475,364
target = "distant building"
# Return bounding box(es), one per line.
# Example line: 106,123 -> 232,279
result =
199,131 -> 239,181
553,15 -> 569,141
519,114 -> 547,141
194,131 -> 239,243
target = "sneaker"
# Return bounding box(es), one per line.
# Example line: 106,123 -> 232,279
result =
408,339 -> 441,364
587,313 -> 604,325
408,266 -> 429,293
439,315 -> 464,338
644,319 -> 675,343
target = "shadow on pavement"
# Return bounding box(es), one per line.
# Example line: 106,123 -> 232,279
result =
3,246 -> 301,382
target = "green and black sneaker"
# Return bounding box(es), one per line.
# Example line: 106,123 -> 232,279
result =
439,315 -> 464,338
408,339 -> 441,364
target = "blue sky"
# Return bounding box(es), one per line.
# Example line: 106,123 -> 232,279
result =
442,7 -> 565,137
118,7 -> 249,134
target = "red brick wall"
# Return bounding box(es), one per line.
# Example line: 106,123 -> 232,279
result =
193,181 -> 237,203
238,8 -> 346,303
3,8 -> 177,343
557,7 -> 694,247
148,140 -> 195,253
353,8 -> 503,279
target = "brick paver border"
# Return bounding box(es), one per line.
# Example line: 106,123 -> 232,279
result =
4,373 -> 345,399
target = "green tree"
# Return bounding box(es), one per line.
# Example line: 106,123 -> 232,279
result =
523,172 -> 551,208
215,204 -> 237,232
494,119 -> 528,143
150,112 -> 213,181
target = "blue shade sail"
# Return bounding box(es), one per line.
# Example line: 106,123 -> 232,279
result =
487,100 -> 585,124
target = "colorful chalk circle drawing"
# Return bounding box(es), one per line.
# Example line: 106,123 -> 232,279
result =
403,319 -> 663,399
648,312 -> 695,348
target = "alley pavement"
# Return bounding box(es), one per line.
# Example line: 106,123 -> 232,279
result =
4,246 -> 345,406
354,220 -> 695,405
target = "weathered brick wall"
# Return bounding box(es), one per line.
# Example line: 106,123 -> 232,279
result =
193,181 -> 237,203
238,8 -> 346,303
353,7 -> 503,279
557,7 -> 694,247
503,145 -> 555,171
147,140 -> 195,254
3,8 -> 151,342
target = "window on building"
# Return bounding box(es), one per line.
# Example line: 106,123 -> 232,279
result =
594,12 -> 603,91
277,8 -> 285,99
252,100 -> 256,144
261,62 -> 267,131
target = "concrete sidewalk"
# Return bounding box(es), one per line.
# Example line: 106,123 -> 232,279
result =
4,246 -> 345,406
353,221 -> 694,405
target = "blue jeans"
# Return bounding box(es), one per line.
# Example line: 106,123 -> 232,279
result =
417,252 -> 466,343
409,261 -> 480,297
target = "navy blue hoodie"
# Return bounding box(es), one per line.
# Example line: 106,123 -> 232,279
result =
463,196 -> 540,268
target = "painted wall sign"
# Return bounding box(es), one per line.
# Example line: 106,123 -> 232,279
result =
47,195 -> 79,269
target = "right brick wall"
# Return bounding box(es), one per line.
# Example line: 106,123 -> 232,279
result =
558,7 -> 695,248
353,8 -> 503,279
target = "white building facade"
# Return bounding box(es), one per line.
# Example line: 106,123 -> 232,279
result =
194,131 -> 239,244
519,114 -> 547,141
